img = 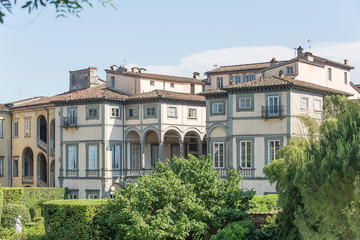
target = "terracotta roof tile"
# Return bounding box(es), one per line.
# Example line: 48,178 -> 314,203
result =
206,61 -> 289,74
0,104 -> 10,111
13,85 -> 129,109
222,76 -> 351,96
106,70 -> 205,84
127,90 -> 205,102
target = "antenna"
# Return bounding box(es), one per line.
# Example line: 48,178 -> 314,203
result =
123,59 -> 127,67
307,39 -> 312,52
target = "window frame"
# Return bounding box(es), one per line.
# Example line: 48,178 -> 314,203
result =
314,99 -> 322,112
111,107 -> 120,118
13,158 -> 18,177
68,189 -> 79,199
267,140 -> 281,164
344,72 -> 348,84
126,106 -> 139,120
111,144 -> 121,170
237,94 -> 254,112
86,105 -> 99,120
170,83 -> 175,88
86,190 -> 100,199
13,119 -> 19,137
188,108 -> 197,119
0,119 -> 3,138
66,144 -> 79,176
328,68 -> 332,81
167,106 -> 177,118
216,77 -> 223,88
286,66 -> 293,75
86,143 -> 99,171
24,117 -> 31,137
209,99 -> 226,116
265,137 -> 283,165
144,105 -> 157,119
0,157 -> 3,176
239,141 -> 252,169
110,76 -> 115,88
213,142 -> 224,169
301,97 -> 309,110
150,80 -> 155,86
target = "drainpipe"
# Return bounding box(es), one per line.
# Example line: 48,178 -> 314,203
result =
44,106 -> 50,187
122,102 -> 125,180
9,111 -> 13,187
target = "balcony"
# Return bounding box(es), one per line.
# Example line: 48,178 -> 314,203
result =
22,176 -> 34,184
217,168 -> 255,179
125,169 -> 154,178
261,105 -> 284,119
86,170 -> 100,177
66,170 -> 79,177
63,117 -> 78,128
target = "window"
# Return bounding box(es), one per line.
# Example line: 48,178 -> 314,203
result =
86,190 -> 99,199
111,76 -> 115,88
111,107 -> 120,118
328,68 -> 332,81
301,97 -> 309,109
131,144 -> 140,169
112,145 -> 121,170
344,72 -> 348,84
268,140 -> 280,164
188,108 -> 197,118
216,77 -> 223,88
67,145 -> 77,170
232,75 -> 243,84
0,157 -> 3,176
240,141 -> 252,169
170,83 -> 175,88
13,159 -> 18,177
0,120 -> 3,138
13,119 -> 18,137
213,142 -> 224,168
87,144 -> 98,170
239,98 -> 251,109
262,72 -> 265,78
314,99 -> 322,111
145,107 -> 156,117
87,106 -> 98,120
190,84 -> 195,93
212,103 -> 223,114
286,66 -> 293,75
168,107 -> 177,117
68,190 -> 78,199
150,80 -> 155,86
67,108 -> 77,126
266,96 -> 280,116
24,118 -> 31,137
245,74 -> 256,82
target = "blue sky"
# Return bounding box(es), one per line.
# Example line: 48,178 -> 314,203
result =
1,0 -> 360,103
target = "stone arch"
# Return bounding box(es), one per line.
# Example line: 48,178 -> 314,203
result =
163,128 -> 182,160
125,127 -> 141,139
142,126 -> 160,142
37,153 -> 47,185
162,126 -> 183,142
208,123 -> 228,138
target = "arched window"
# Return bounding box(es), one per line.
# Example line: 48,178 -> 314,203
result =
23,148 -> 34,176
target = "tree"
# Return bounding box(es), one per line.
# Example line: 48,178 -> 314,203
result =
105,155 -> 254,240
0,0 -> 114,24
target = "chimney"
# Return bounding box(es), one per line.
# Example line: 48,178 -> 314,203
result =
297,46 -> 304,56
230,80 -> 234,85
193,72 -> 200,79
270,57 -> 279,67
259,77 -> 264,82
69,67 -> 99,91
139,68 -> 147,73
116,66 -> 127,73
76,90 -> 80,95
344,59 -> 348,65
110,65 -> 118,71
131,67 -> 139,73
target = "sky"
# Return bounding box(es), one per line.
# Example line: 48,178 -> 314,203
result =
1,0 -> 360,103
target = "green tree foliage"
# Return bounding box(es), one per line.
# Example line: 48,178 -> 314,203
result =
210,220 -> 257,240
0,0 -> 114,24
106,155 -> 254,240
295,101 -> 360,239
248,194 -> 279,213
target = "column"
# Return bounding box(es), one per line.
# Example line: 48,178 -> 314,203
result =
179,140 -> 184,158
159,141 -> 163,162
141,140 -> 145,169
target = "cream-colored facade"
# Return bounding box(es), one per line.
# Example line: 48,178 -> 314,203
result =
0,105 -> 11,187
203,75 -> 352,194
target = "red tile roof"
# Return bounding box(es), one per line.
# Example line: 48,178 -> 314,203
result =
106,70 -> 205,84
0,104 -> 10,111
12,85 -> 129,109
205,61 -> 289,74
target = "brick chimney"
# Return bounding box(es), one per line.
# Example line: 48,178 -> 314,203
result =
297,46 -> 304,56
344,59 -> 349,65
69,67 -> 102,91
193,72 -> 200,79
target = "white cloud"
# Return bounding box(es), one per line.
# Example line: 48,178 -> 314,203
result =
128,42 -> 360,83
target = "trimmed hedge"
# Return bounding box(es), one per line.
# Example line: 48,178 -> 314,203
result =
0,188 -> 3,224
1,203 -> 31,228
43,199 -> 108,240
2,187 -> 66,220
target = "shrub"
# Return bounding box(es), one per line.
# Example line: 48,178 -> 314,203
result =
256,215 -> 281,240
0,188 -> 3,224
43,199 -> 107,240
2,187 -> 66,220
248,194 -> 279,213
210,220 -> 257,240
1,203 -> 31,228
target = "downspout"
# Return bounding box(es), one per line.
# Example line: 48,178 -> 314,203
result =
122,101 -> 126,180
9,111 -> 13,187
44,106 -> 50,187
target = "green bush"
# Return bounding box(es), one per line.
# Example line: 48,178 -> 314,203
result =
0,217 -> 45,240
211,220 -> 257,240
1,203 -> 31,228
248,194 -> 279,213
43,199 -> 107,240
2,187 -> 66,220
0,188 -> 3,224
256,215 -> 281,240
